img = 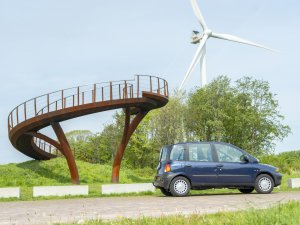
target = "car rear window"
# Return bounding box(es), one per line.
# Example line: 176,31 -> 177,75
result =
170,145 -> 185,161
160,147 -> 169,162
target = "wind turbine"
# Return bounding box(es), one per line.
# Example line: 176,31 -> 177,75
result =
179,0 -> 274,89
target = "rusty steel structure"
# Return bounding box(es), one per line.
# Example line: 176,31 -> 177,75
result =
8,75 -> 169,184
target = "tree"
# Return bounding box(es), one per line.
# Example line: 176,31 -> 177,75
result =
234,77 -> 291,154
186,76 -> 291,156
149,90 -> 188,147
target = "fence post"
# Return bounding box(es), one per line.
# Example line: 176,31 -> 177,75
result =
24,103 -> 27,120
34,98 -> 37,115
157,78 -> 160,94
137,75 -> 139,98
77,87 -> 80,106
47,94 -> 50,112
110,82 -> 113,100
102,87 -> 104,101
16,107 -> 19,124
61,90 -> 64,109
124,81 -> 127,99
10,113 -> 14,128
93,84 -> 96,103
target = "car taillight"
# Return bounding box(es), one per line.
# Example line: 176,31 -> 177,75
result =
164,164 -> 171,172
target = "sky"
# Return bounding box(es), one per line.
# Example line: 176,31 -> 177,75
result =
0,0 -> 299,164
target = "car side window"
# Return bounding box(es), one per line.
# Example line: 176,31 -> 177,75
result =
170,145 -> 185,161
159,147 -> 168,162
215,144 -> 244,163
188,143 -> 213,162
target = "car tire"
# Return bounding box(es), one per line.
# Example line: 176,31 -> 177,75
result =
160,188 -> 173,196
255,174 -> 274,194
238,188 -> 254,194
169,176 -> 191,197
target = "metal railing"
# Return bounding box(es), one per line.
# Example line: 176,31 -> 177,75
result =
33,137 -> 58,155
8,75 -> 168,150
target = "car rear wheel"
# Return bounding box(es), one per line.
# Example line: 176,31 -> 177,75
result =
170,176 -> 190,197
160,188 -> 173,196
255,174 -> 274,194
238,188 -> 254,194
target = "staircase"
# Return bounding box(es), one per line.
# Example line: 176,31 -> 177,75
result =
8,75 -> 169,183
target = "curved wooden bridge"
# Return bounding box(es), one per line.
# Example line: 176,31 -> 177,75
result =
8,75 -> 169,184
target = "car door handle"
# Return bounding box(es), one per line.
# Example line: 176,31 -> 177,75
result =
216,164 -> 223,168
185,165 -> 192,168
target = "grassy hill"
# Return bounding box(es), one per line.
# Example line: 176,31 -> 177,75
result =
0,158 -> 155,187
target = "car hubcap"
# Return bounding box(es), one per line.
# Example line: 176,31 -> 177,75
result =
258,177 -> 272,192
174,180 -> 188,194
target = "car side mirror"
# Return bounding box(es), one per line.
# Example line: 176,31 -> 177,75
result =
240,155 -> 249,163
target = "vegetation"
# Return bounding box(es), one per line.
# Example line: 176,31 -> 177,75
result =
62,201 -> 300,225
66,76 -> 290,168
0,158 -> 154,187
186,76 -> 290,155
260,150 -> 300,174
0,158 -> 156,201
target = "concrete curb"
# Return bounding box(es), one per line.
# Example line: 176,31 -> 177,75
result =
102,183 -> 155,195
33,185 -> 89,197
0,187 -> 20,198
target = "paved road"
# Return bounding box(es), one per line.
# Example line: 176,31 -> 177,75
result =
1,192 -> 300,225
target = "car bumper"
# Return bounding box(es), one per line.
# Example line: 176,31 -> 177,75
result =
153,173 -> 177,190
273,172 -> 282,187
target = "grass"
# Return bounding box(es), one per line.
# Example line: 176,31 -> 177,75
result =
60,201 -> 300,225
0,158 -> 156,201
0,158 -> 155,187
0,157 -> 300,202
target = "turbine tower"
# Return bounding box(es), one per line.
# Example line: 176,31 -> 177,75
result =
179,0 -> 274,89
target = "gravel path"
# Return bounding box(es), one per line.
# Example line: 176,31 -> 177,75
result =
0,192 -> 300,225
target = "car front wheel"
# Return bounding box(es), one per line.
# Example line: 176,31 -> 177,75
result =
255,174 -> 274,194
170,176 -> 191,197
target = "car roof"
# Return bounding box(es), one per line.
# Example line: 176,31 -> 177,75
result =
166,141 -> 245,153
174,141 -> 227,145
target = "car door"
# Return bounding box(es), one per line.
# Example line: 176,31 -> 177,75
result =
213,143 -> 256,185
169,144 -> 186,173
184,143 -> 218,186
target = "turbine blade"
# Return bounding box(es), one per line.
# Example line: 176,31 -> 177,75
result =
211,32 -> 275,52
180,35 -> 208,90
190,0 -> 208,30
200,45 -> 207,87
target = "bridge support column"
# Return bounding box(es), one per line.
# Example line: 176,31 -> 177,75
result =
111,108 -> 148,183
51,121 -> 80,185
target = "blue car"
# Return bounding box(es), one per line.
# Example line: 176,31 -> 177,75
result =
153,142 -> 282,197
